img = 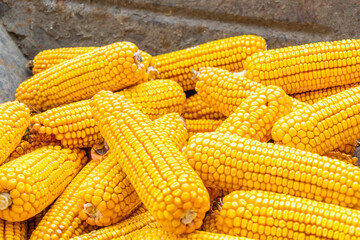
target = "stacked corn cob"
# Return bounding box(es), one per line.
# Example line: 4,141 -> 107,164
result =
0,36 -> 359,240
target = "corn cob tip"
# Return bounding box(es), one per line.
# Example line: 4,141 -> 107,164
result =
134,51 -> 144,69
0,193 -> 12,210
146,66 -> 159,75
181,210 -> 197,225
191,68 -> 200,81
26,60 -> 33,69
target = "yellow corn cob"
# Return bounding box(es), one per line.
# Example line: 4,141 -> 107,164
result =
0,146 -> 87,222
272,85 -> 360,154
69,212 -> 157,240
152,35 -> 266,91
323,151 -> 358,165
291,83 -> 360,104
0,219 -> 27,239
0,101 -> 30,166
154,113 -> 188,150
30,80 -> 186,149
76,112 -> 189,227
183,94 -> 225,120
186,119 -> 223,138
30,160 -> 100,240
244,39 -> 360,94
31,99 -> 103,148
27,208 -> 49,239
130,227 -> 251,240
91,90 -> 210,234
218,190 -> 360,239
217,86 -> 293,142
31,47 -> 97,74
184,132 -> 360,209
195,68 -> 264,116
16,42 -> 147,111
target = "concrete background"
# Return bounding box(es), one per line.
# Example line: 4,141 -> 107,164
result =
1,0 -> 360,59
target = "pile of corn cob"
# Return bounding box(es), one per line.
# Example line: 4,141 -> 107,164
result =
0,35 -> 360,239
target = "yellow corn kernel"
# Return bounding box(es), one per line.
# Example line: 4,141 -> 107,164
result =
195,68 -> 264,116
184,132 -> 360,209
0,219 -> 27,240
218,190 -> 360,239
0,101 -> 30,166
186,119 -> 223,139
16,42 -> 147,111
69,212 -> 157,240
0,146 -> 87,222
31,47 -> 97,74
272,85 -> 360,154
217,86 -> 293,142
183,94 -> 225,120
290,97 -> 311,112
244,39 -> 360,94
291,83 -> 360,104
118,79 -> 186,120
91,90 -> 210,234
152,35 -> 266,91
30,160 -> 100,240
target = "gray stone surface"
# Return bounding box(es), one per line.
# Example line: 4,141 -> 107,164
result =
0,23 -> 31,102
0,0 -> 360,59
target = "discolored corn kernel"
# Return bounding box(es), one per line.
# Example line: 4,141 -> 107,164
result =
244,39 -> 360,94
91,90 -> 210,234
16,42 -> 147,111
152,35 -> 266,91
272,85 -> 360,154
217,85 -> 293,142
184,132 -> 360,209
183,94 -> 226,120
218,190 -> 360,239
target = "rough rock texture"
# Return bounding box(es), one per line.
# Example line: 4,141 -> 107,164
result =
0,23 -> 31,102
1,0 -> 360,59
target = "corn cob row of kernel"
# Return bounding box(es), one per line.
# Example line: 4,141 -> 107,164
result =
185,119 -> 223,139
183,94 -> 225,120
0,219 -> 27,240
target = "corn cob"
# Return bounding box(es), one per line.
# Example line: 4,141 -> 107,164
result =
217,85 -> 293,142
272,85 -> 360,154
0,219 -> 27,239
69,212 -> 157,240
244,39 -> 360,94
183,94 -> 225,120
184,132 -> 360,209
30,160 -> 100,240
153,113 -> 188,150
16,42 -> 147,111
118,79 -> 186,120
0,145 -> 87,222
152,35 -> 266,91
186,119 -> 223,138
27,208 -> 49,239
291,82 -> 360,104
30,47 -> 97,74
322,151 -> 358,165
76,112 -> 188,226
195,68 -> 264,116
130,227 -> 251,240
218,190 -> 360,239
0,101 -> 30,166
91,90 -> 210,234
